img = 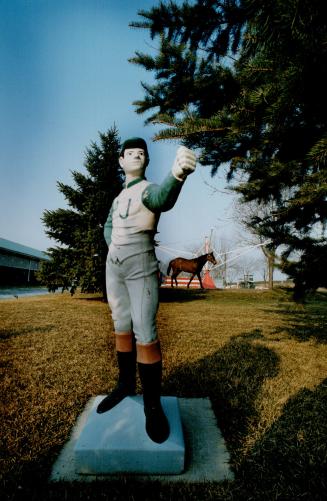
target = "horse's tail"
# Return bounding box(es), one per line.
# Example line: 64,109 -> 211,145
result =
167,261 -> 172,276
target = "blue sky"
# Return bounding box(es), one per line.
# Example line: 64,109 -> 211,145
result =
0,0 -> 264,275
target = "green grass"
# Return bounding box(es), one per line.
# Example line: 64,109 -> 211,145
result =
0,288 -> 326,500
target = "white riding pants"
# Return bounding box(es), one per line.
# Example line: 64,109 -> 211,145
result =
106,249 -> 159,344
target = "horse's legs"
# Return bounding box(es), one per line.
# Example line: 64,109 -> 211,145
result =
172,271 -> 180,287
197,273 -> 204,289
187,274 -> 195,288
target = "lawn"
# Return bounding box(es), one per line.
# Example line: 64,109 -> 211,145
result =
0,288 -> 326,500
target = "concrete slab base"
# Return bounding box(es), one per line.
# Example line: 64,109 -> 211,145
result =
74,396 -> 184,474
50,397 -> 234,483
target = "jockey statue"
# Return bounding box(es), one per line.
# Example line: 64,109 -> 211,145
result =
97,137 -> 196,444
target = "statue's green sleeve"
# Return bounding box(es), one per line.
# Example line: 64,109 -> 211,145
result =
142,172 -> 184,213
103,205 -> 113,247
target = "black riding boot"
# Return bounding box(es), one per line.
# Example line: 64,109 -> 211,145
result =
97,350 -> 136,414
138,361 -> 170,443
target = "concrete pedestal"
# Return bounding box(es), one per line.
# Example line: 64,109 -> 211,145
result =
74,396 -> 184,475
51,397 -> 233,482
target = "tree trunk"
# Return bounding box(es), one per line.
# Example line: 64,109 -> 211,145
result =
262,245 -> 276,290
268,254 -> 274,289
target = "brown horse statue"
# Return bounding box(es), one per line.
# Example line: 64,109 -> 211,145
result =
167,252 -> 217,289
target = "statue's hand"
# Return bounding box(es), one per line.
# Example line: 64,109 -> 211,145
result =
172,146 -> 196,181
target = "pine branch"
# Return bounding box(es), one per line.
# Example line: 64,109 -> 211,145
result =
307,135 -> 327,167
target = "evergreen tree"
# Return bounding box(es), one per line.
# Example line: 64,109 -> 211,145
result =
39,127 -> 123,296
130,0 -> 327,298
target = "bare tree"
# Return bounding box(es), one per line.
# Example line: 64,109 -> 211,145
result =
232,199 -> 278,289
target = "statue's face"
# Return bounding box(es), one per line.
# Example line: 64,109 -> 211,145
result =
119,148 -> 146,177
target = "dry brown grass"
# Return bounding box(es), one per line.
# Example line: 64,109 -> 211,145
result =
0,288 -> 326,500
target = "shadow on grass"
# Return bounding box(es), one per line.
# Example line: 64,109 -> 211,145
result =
0,325 -> 56,340
267,291 -> 327,344
164,334 -> 326,498
72,286 -> 214,304
238,379 -> 327,500
164,332 -> 280,455
159,287 -> 208,303
74,295 -> 106,302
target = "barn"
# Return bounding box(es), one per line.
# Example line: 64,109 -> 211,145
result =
0,238 -> 50,286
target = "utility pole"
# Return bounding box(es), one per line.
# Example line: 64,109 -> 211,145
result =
223,252 -> 227,287
204,229 -> 213,271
